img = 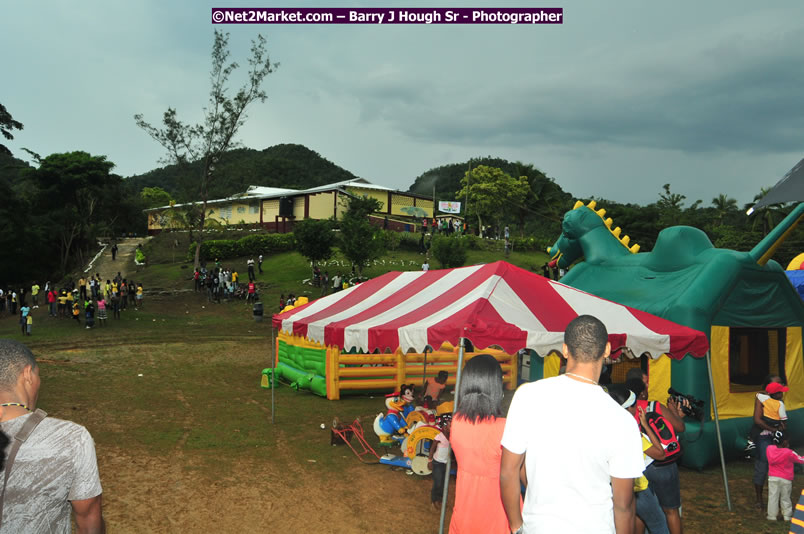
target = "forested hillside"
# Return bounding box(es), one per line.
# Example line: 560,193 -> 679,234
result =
125,144 -> 359,202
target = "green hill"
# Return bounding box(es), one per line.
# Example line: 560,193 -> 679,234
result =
409,156 -> 575,240
124,144 -> 360,202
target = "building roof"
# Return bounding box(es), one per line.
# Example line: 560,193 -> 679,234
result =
144,178 -> 427,212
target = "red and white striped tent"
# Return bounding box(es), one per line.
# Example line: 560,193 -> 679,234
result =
273,261 -> 709,359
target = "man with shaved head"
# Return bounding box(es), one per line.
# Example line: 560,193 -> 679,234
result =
0,339 -> 105,533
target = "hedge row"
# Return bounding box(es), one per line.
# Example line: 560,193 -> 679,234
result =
187,233 -> 296,262
510,236 -> 551,252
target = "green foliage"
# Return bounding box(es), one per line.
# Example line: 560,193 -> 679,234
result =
510,236 -> 551,252
0,103 -> 23,156
338,195 -> 385,277
140,186 -> 173,209
135,30 -> 278,268
293,219 -> 335,265
462,234 -> 484,250
26,151 -> 120,272
389,231 -> 423,252
431,236 -> 468,268
124,144 -> 359,203
657,183 -> 687,227
409,157 -> 572,238
379,230 -> 402,251
455,165 -> 531,232
189,233 -> 296,262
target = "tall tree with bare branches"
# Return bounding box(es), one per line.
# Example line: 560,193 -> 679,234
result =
135,30 -> 278,268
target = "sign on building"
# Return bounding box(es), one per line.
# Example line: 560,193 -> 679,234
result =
438,201 -> 462,214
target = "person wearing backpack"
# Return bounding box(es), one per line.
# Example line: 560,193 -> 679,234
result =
625,378 -> 688,534
607,384 -> 670,534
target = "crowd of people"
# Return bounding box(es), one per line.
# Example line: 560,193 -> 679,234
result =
416,314 -> 804,534
192,258 -> 272,304
2,274 -> 144,334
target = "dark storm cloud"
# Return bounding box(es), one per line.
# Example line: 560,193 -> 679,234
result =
350,29 -> 804,155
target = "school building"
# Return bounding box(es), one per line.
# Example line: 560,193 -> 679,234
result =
145,179 -> 434,235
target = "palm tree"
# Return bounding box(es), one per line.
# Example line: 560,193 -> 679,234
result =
711,194 -> 737,226
746,188 -> 788,236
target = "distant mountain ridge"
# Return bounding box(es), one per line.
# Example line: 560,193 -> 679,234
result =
124,144 -> 361,202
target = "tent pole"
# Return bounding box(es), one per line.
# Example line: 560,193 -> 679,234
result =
439,336 -> 466,534
705,350 -> 731,511
271,323 -> 276,425
423,346 -> 429,391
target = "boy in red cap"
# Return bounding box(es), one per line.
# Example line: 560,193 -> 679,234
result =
759,382 -> 789,430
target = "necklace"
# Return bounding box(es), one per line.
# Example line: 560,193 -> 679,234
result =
565,372 -> 599,386
0,403 -> 31,411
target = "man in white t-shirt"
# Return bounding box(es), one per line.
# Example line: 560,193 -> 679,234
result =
422,260 -> 430,271
500,315 -> 644,534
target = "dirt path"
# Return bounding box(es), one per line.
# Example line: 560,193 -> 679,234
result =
84,237 -> 148,283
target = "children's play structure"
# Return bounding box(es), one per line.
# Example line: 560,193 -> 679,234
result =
270,261 -> 709,399
271,259 -> 712,530
787,253 -> 804,299
547,200 -> 804,470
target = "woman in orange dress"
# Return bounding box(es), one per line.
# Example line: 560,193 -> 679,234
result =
449,354 -> 511,534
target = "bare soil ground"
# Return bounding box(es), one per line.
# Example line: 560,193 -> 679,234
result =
0,236 -> 797,534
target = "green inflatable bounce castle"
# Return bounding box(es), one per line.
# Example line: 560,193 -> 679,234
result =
544,200 -> 804,469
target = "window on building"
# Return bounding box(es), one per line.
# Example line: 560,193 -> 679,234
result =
250,204 -> 259,214
221,206 -> 232,220
729,327 -> 787,391
237,206 -> 246,214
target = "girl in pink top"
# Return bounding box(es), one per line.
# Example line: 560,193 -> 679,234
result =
96,298 -> 107,327
766,432 -> 804,521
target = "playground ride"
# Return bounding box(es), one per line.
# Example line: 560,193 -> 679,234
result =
266,331 -> 518,400
373,385 -> 416,444
546,200 -> 804,468
377,400 -> 454,475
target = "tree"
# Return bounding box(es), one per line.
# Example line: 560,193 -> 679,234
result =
657,183 -> 686,226
0,103 -> 23,156
135,30 -> 278,269
293,219 -> 335,270
140,186 -> 173,209
26,151 -> 119,272
455,165 -> 530,235
431,235 -> 468,268
338,195 -> 384,278
711,193 -> 737,226
747,187 -> 788,236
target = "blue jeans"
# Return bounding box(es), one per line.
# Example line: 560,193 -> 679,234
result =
753,433 -> 774,486
636,486 -> 670,534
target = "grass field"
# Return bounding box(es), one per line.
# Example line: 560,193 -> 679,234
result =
1,234 -> 800,533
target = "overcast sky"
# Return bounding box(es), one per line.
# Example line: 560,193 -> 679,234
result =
3,1 -> 803,207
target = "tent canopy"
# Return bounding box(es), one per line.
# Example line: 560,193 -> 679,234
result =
274,261 -> 709,359
749,157 -> 804,212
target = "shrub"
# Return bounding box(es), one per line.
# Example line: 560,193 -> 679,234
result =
462,234 -> 483,250
380,230 -> 402,251
396,231 -> 423,252
431,236 -> 468,268
237,233 -> 295,256
188,233 -> 296,262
